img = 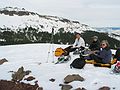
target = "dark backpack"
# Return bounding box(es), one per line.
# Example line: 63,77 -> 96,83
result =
70,58 -> 86,69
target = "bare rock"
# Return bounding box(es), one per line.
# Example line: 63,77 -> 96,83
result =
0,80 -> 43,90
64,74 -> 85,84
11,66 -> 31,82
36,87 -> 43,90
25,70 -> 31,75
12,66 -> 25,82
24,76 -> 35,81
112,87 -> 116,89
99,86 -> 110,90
49,78 -> 55,82
59,84 -> 73,90
38,62 -> 42,65
75,87 -> 86,90
0,58 -> 8,65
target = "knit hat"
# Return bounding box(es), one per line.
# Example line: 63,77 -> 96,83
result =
92,36 -> 98,39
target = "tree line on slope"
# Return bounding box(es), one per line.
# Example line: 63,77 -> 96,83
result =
0,27 -> 120,49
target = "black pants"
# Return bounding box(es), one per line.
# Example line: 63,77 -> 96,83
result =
90,54 -> 103,63
64,46 -> 78,56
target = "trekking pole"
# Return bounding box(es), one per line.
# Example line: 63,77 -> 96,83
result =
46,44 -> 51,63
51,27 -> 55,63
46,27 -> 55,63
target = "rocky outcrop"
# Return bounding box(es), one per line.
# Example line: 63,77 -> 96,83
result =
64,74 -> 85,84
0,80 -> 43,90
59,84 -> 73,90
0,58 -> 8,65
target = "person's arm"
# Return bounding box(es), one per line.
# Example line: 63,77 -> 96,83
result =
80,38 -> 85,47
89,43 -> 93,50
97,50 -> 106,59
96,41 -> 100,50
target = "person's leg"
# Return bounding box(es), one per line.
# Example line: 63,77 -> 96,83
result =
64,46 -> 73,51
64,46 -> 73,56
64,46 -> 78,55
69,47 -> 77,52
90,54 -> 102,63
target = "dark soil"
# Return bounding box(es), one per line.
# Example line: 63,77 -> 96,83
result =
0,80 -> 43,90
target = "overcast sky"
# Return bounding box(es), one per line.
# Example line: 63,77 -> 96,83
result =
0,0 -> 120,27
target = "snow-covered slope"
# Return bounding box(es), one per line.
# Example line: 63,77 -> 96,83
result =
109,30 -> 120,41
0,43 -> 119,90
94,27 -> 120,41
0,7 -> 94,33
0,7 -> 120,43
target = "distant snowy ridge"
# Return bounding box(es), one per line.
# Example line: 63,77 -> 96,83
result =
0,7 -> 120,45
93,27 -> 120,41
0,7 -> 95,33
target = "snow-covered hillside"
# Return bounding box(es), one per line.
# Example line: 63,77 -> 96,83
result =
109,30 -> 120,41
0,7 -> 94,33
0,43 -> 120,90
94,27 -> 120,41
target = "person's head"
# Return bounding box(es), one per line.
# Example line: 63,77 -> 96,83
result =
100,40 -> 110,48
75,33 -> 81,39
92,36 -> 98,41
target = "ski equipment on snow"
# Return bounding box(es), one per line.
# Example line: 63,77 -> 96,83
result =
112,62 -> 120,74
55,48 -> 65,57
46,27 -> 55,63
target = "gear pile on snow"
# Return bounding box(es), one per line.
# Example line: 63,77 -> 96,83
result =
112,62 -> 120,74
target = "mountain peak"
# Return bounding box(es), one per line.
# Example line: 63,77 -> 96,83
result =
0,6 -> 94,33
0,7 -> 25,11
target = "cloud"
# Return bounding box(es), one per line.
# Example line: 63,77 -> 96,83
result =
0,0 -> 120,27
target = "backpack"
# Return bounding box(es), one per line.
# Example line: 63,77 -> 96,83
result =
55,48 -> 65,57
114,48 -> 120,61
70,58 -> 86,69
113,62 -> 120,73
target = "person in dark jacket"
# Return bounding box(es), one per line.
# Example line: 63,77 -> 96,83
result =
114,47 -> 120,61
90,40 -> 112,64
89,36 -> 100,51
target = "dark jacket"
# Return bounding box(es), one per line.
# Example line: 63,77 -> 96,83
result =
97,47 -> 112,64
89,40 -> 100,51
114,48 -> 120,61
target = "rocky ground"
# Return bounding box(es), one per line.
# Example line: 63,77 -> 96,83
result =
0,80 -> 43,90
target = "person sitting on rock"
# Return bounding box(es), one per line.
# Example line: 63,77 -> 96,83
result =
64,33 -> 85,55
89,36 -> 100,51
89,40 -> 112,64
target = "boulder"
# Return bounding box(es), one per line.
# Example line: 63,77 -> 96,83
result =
75,87 -> 86,90
59,84 -> 73,90
64,74 -> 85,84
99,86 -> 110,90
49,78 -> 55,82
0,58 -> 8,65
0,80 -> 43,90
24,76 -> 35,81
